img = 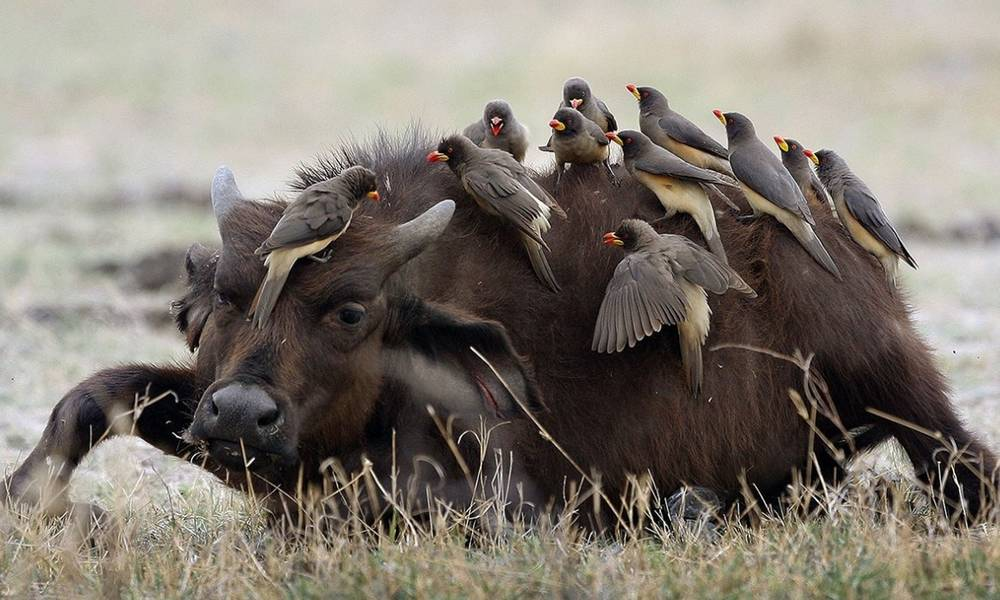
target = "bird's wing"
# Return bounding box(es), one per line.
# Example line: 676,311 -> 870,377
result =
808,170 -> 834,208
658,113 -> 729,159
464,163 -> 551,246
463,121 -> 486,145
665,236 -> 755,296
511,164 -> 566,218
592,252 -> 689,353
731,146 -> 815,224
588,120 -> 611,147
633,152 -> 728,185
257,195 -> 352,253
597,98 -> 618,131
843,183 -> 916,266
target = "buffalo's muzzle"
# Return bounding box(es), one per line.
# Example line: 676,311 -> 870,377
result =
189,382 -> 294,471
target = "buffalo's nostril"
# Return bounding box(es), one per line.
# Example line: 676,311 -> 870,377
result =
257,406 -> 280,429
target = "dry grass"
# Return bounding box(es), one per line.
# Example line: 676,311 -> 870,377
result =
2,350 -> 999,599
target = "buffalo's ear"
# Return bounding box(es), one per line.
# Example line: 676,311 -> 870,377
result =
385,296 -> 543,419
171,243 -> 218,351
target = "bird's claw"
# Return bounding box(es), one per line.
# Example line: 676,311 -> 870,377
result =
307,250 -> 333,263
735,213 -> 758,222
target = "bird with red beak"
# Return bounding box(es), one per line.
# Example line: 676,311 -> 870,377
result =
547,107 -> 619,193
627,84 -> 736,181
427,134 -> 564,292
461,99 -> 530,163
593,219 -> 755,398
714,110 -> 842,280
539,77 -> 618,153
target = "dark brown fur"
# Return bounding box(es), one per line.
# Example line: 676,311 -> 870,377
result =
4,129 -> 995,527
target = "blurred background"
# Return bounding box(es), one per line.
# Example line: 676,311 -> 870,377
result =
1,1 -> 998,500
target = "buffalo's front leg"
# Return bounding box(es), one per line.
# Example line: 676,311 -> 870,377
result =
2,364 -> 199,516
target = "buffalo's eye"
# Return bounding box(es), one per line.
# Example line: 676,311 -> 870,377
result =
214,290 -> 233,308
336,302 -> 367,326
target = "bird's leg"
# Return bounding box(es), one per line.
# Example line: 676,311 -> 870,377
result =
649,215 -> 673,227
735,208 -> 762,222
554,165 -> 564,195
306,249 -> 334,263
603,159 -> 620,187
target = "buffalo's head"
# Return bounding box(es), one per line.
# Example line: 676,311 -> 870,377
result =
175,167 -> 540,485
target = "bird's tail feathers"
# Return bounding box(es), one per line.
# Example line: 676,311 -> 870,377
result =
521,233 -> 560,293
248,252 -> 296,329
786,218 -> 843,281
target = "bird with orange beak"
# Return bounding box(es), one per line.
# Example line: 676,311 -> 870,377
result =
249,166 -> 380,328
548,107 -> 619,192
773,135 -> 835,215
427,134 -> 563,292
714,110 -> 842,280
627,84 -> 735,180
462,99 -> 530,162
593,219 -> 755,398
539,77 -> 618,152
616,129 -> 739,263
808,148 -> 916,288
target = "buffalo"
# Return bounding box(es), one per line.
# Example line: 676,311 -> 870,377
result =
3,131 -> 996,529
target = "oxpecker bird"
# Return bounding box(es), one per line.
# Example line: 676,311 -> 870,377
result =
808,148 -> 917,287
615,130 -> 738,263
428,134 -> 564,292
628,84 -> 735,180
549,107 -> 619,191
250,166 -> 380,328
715,110 -> 842,280
593,219 -> 756,398
462,99 -> 530,162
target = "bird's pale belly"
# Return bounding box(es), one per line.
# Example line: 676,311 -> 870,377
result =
635,172 -> 705,217
836,199 -> 892,259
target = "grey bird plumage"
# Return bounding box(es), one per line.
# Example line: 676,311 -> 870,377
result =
462,99 -> 530,162
593,219 -> 755,398
618,130 -> 737,263
249,166 -> 380,328
812,148 -> 916,287
716,111 -> 842,280
630,85 -> 735,180
429,134 -> 564,292
774,136 -> 834,216
549,107 -> 618,191
540,77 -> 618,152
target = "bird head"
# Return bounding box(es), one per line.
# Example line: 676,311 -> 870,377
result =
773,135 -> 790,153
627,84 -> 667,113
549,107 -> 580,135
803,149 -> 820,166
427,134 -> 476,167
484,99 -> 514,137
562,77 -> 591,109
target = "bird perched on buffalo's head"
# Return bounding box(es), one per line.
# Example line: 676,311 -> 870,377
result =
773,136 -> 834,215
593,219 -> 756,398
249,166 -> 380,329
806,148 -> 916,288
428,134 -> 565,293
540,77 -> 618,152
549,107 -> 619,192
627,84 -> 735,181
462,99 -> 530,163
714,110 -> 842,280
615,129 -> 738,263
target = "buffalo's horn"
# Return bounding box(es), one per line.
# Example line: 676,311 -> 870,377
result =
385,199 -> 456,272
211,165 -> 243,222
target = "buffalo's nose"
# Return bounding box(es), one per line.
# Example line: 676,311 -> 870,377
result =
199,383 -> 282,444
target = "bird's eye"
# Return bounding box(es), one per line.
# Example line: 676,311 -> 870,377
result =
642,92 -> 648,98
448,147 -> 453,154
336,303 -> 366,326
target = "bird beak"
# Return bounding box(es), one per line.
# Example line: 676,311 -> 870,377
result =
549,119 -> 566,132
602,232 -> 624,246
490,116 -> 504,137
773,136 -> 789,152
606,132 -> 623,146
713,110 -> 726,125
804,149 -> 819,166
570,98 -> 582,109
626,83 -> 641,101
426,151 -> 449,163
367,190 -> 380,201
